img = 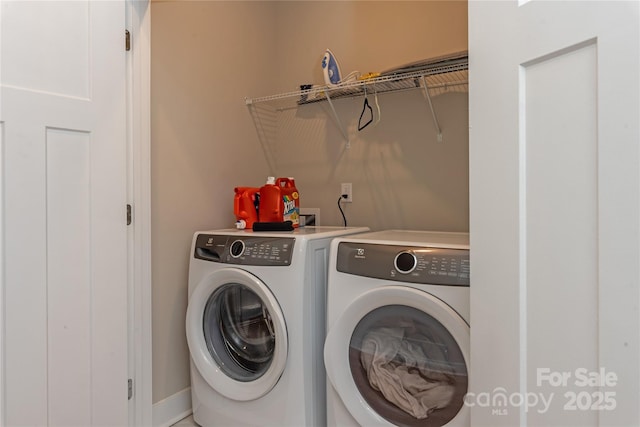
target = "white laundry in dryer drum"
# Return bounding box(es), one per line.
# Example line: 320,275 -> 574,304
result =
324,230 -> 470,427
186,226 -> 369,427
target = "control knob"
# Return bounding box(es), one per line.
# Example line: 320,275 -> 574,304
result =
230,240 -> 245,258
394,250 -> 417,274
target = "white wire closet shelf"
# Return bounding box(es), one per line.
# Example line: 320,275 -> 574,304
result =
245,52 -> 468,145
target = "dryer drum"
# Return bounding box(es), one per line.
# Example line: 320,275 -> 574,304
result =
220,285 -> 275,366
349,304 -> 467,426
203,283 -> 275,380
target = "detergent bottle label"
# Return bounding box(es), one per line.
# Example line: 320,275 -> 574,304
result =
272,177 -> 300,227
282,191 -> 299,226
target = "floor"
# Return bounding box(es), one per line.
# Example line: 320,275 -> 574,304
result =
171,415 -> 199,427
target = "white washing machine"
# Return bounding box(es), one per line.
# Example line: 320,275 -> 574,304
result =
186,226 -> 369,427
324,230 -> 470,427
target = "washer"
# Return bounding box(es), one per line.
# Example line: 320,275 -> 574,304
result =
187,226 -> 369,426
324,230 -> 470,427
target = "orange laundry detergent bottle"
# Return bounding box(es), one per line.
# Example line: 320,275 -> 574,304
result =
276,177 -> 300,228
233,187 -> 260,229
258,177 -> 283,223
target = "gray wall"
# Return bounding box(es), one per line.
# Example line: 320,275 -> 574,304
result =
151,0 -> 468,403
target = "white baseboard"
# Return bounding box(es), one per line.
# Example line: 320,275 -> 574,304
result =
152,387 -> 192,427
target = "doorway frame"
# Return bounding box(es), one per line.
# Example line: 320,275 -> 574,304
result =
126,0 -> 152,425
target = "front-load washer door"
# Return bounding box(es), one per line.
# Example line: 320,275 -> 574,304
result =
186,267 -> 287,401
324,286 -> 469,427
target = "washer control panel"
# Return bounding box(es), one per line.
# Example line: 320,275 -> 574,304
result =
194,234 -> 294,266
337,242 -> 469,286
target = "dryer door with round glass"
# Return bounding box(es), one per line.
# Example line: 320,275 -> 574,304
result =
186,267 -> 287,401
324,286 -> 469,427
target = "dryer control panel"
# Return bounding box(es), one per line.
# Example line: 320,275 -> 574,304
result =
194,234 -> 295,266
336,242 -> 469,286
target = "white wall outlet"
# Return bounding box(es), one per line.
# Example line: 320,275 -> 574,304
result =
341,183 -> 353,203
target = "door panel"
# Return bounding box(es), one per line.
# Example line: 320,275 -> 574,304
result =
46,128 -> 93,426
2,2 -> 90,98
1,1 -> 128,425
524,41 -> 599,427
469,1 -> 639,426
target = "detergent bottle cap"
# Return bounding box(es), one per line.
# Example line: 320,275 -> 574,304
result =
266,176 -> 276,185
235,220 -> 247,229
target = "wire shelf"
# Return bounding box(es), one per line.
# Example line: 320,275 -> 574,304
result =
245,58 -> 468,111
245,53 -> 468,146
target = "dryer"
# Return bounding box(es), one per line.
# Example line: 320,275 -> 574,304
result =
186,226 -> 368,426
324,230 -> 470,427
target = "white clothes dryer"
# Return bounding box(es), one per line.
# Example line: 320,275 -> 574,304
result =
324,230 -> 470,427
186,226 -> 368,427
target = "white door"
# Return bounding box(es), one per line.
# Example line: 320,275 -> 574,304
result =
1,1 -> 129,425
469,1 -> 639,426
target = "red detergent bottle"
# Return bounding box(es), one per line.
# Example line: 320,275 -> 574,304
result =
233,187 -> 259,229
276,177 -> 300,227
258,177 -> 283,223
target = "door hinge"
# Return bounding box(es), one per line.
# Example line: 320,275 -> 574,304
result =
128,378 -> 133,400
127,204 -> 132,226
125,29 -> 131,51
